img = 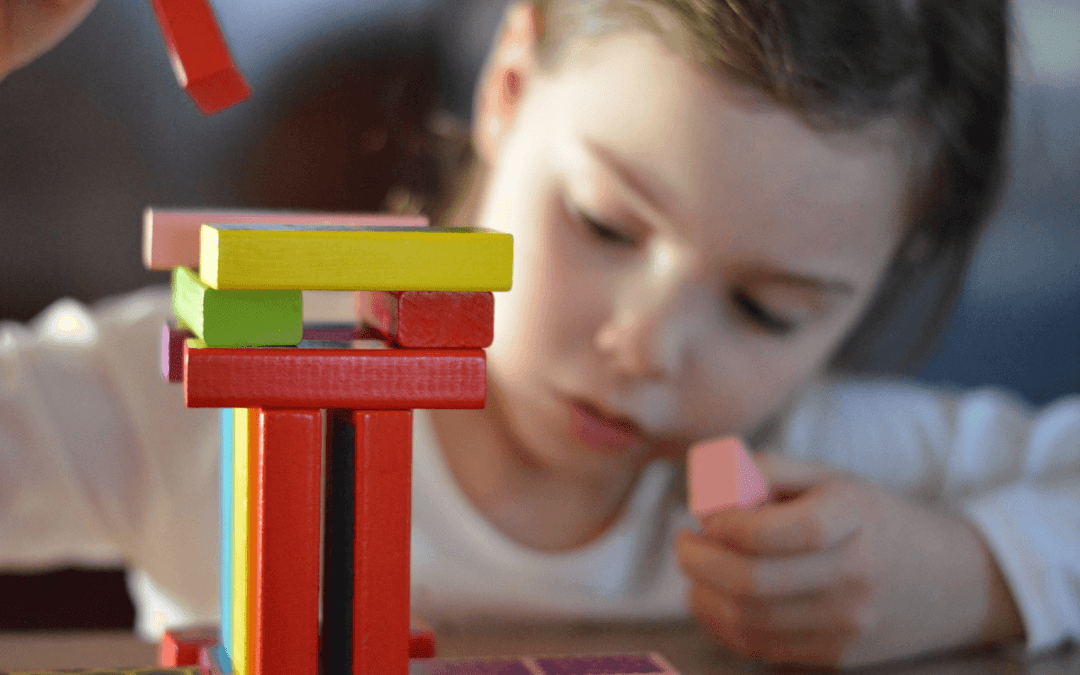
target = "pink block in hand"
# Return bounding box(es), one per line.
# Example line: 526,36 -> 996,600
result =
142,208 -> 428,270
687,437 -> 768,519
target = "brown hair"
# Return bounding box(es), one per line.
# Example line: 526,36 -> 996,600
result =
429,0 -> 1011,373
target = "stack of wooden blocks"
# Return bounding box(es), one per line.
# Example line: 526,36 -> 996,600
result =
146,209 -> 509,675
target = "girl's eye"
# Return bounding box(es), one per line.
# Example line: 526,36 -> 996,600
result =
731,289 -> 798,336
578,212 -> 638,247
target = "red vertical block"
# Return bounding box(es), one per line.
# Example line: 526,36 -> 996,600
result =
254,409 -> 322,675
353,410 -> 412,675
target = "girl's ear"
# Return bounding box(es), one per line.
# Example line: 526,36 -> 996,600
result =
472,1 -> 541,165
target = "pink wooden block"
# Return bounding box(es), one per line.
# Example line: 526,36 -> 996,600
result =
162,322 -> 194,383
687,437 -> 768,520
142,208 -> 428,270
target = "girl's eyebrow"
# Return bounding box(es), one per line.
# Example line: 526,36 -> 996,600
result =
583,139 -> 677,217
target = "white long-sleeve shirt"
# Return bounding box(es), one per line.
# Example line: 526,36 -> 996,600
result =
1,288 -> 1077,653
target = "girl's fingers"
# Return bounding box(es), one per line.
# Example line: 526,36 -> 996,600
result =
688,577 -> 874,633
676,528 -> 857,599
754,451 -> 838,492
701,474 -> 865,555
688,583 -> 868,666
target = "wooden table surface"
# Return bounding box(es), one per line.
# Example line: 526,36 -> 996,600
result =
1,621 -> 1077,674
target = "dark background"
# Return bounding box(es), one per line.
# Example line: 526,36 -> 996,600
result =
0,0 -> 1075,632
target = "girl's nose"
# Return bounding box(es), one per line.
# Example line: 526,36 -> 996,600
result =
594,246 -> 694,380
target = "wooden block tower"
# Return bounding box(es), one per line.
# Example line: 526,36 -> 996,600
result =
144,209 -> 511,675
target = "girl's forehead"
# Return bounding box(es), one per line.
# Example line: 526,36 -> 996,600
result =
532,34 -> 910,271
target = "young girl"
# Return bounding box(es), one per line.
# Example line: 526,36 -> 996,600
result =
1,0 -> 1078,669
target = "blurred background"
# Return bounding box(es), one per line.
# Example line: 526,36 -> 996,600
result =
0,0 -> 1075,631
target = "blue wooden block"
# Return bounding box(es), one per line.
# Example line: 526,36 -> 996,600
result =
219,408 -> 234,655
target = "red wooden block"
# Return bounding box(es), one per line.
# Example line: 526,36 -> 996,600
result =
162,322 -> 195,383
353,410 -> 412,675
148,0 -> 250,114
409,624 -> 437,659
361,291 -> 495,348
183,344 -> 486,409
253,409 -> 322,675
160,625 -> 219,667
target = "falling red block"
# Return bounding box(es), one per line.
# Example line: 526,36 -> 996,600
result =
687,437 -> 768,520
148,0 -> 250,114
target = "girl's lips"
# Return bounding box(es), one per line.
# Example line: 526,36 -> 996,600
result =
567,399 -> 645,454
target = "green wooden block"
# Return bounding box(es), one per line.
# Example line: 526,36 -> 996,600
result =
171,266 -> 302,347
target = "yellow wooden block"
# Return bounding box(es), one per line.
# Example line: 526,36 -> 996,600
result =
199,224 -> 513,291
231,408 -> 257,675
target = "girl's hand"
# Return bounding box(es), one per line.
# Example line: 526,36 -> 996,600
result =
0,0 -> 100,81
676,452 -> 1025,668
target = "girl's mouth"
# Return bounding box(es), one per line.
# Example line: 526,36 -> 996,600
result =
567,398 -> 645,454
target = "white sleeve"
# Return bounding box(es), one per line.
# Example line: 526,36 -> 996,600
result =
956,396 -> 1080,654
0,286 -> 222,636
775,378 -> 1080,653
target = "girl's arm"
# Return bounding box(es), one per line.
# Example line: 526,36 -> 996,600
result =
0,287 -> 221,635
677,378 -> 1078,667
778,379 -> 1080,653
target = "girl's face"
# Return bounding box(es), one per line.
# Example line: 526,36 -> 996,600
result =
474,25 -> 909,482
